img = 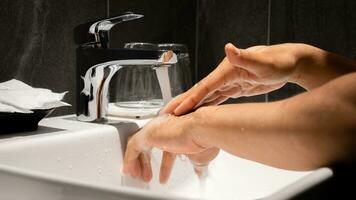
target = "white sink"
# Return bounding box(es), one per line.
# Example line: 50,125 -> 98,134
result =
0,115 -> 332,200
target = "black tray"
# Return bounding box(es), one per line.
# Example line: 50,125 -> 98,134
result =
0,109 -> 54,134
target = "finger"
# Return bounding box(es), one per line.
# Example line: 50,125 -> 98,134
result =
123,150 -> 142,178
159,93 -> 186,115
201,84 -> 235,102
225,43 -> 269,74
133,158 -> 143,178
160,86 -> 199,116
139,152 -> 152,182
159,151 -> 176,184
172,83 -> 213,115
123,135 -> 145,177
200,87 -> 242,105
123,152 -> 142,178
173,62 -> 229,115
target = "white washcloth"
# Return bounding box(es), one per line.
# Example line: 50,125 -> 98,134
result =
0,79 -> 70,113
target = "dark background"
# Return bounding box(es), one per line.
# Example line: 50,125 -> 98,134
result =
0,0 -> 355,198
1,0 -> 355,114
2,0 -> 356,115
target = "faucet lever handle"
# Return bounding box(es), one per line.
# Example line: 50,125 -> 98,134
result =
89,12 -> 144,48
89,12 -> 143,33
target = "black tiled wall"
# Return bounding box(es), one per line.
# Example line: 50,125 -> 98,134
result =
196,0 -> 356,103
0,0 -> 107,115
197,0 -> 269,103
1,0 -> 356,115
0,0 -> 197,116
268,0 -> 356,101
109,0 -> 197,82
107,0 -> 197,102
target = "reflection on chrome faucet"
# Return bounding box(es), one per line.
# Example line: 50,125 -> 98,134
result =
77,51 -> 177,122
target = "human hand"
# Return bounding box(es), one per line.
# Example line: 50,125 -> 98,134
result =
157,108 -> 219,181
155,147 -> 219,183
122,113 -> 216,183
161,43 -> 302,116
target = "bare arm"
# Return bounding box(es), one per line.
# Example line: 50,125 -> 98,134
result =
162,43 -> 356,115
191,72 -> 356,170
291,44 -> 356,90
123,43 -> 356,182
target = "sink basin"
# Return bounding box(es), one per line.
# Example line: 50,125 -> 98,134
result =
0,115 -> 332,200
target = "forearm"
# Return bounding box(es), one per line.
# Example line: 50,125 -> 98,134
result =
191,73 -> 356,170
291,44 -> 356,90
191,102 -> 320,170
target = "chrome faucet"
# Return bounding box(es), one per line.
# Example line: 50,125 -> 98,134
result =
77,51 -> 177,122
76,12 -> 178,122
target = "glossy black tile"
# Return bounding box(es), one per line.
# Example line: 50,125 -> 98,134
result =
197,0 -> 269,103
268,0 -> 356,101
270,0 -> 356,58
3,0 -> 353,115
268,83 -> 306,102
108,0 -> 197,82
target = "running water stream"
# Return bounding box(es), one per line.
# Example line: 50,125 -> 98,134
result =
155,66 -> 173,105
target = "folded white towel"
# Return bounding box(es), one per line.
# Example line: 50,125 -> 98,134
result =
0,102 -> 31,113
0,79 -> 70,113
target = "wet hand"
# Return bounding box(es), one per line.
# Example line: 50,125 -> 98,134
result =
161,43 -> 301,116
122,114 -> 214,183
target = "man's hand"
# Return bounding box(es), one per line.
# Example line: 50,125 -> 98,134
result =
122,113 -> 216,183
149,43 -> 305,182
144,43 -> 303,183
161,43 -> 302,116
122,42 -> 311,183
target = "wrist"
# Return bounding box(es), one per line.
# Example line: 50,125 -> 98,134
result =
187,106 -> 216,149
289,43 -> 319,85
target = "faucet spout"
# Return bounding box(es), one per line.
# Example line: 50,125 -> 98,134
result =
77,51 -> 177,122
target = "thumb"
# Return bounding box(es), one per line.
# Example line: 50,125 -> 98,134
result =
224,43 -> 266,74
